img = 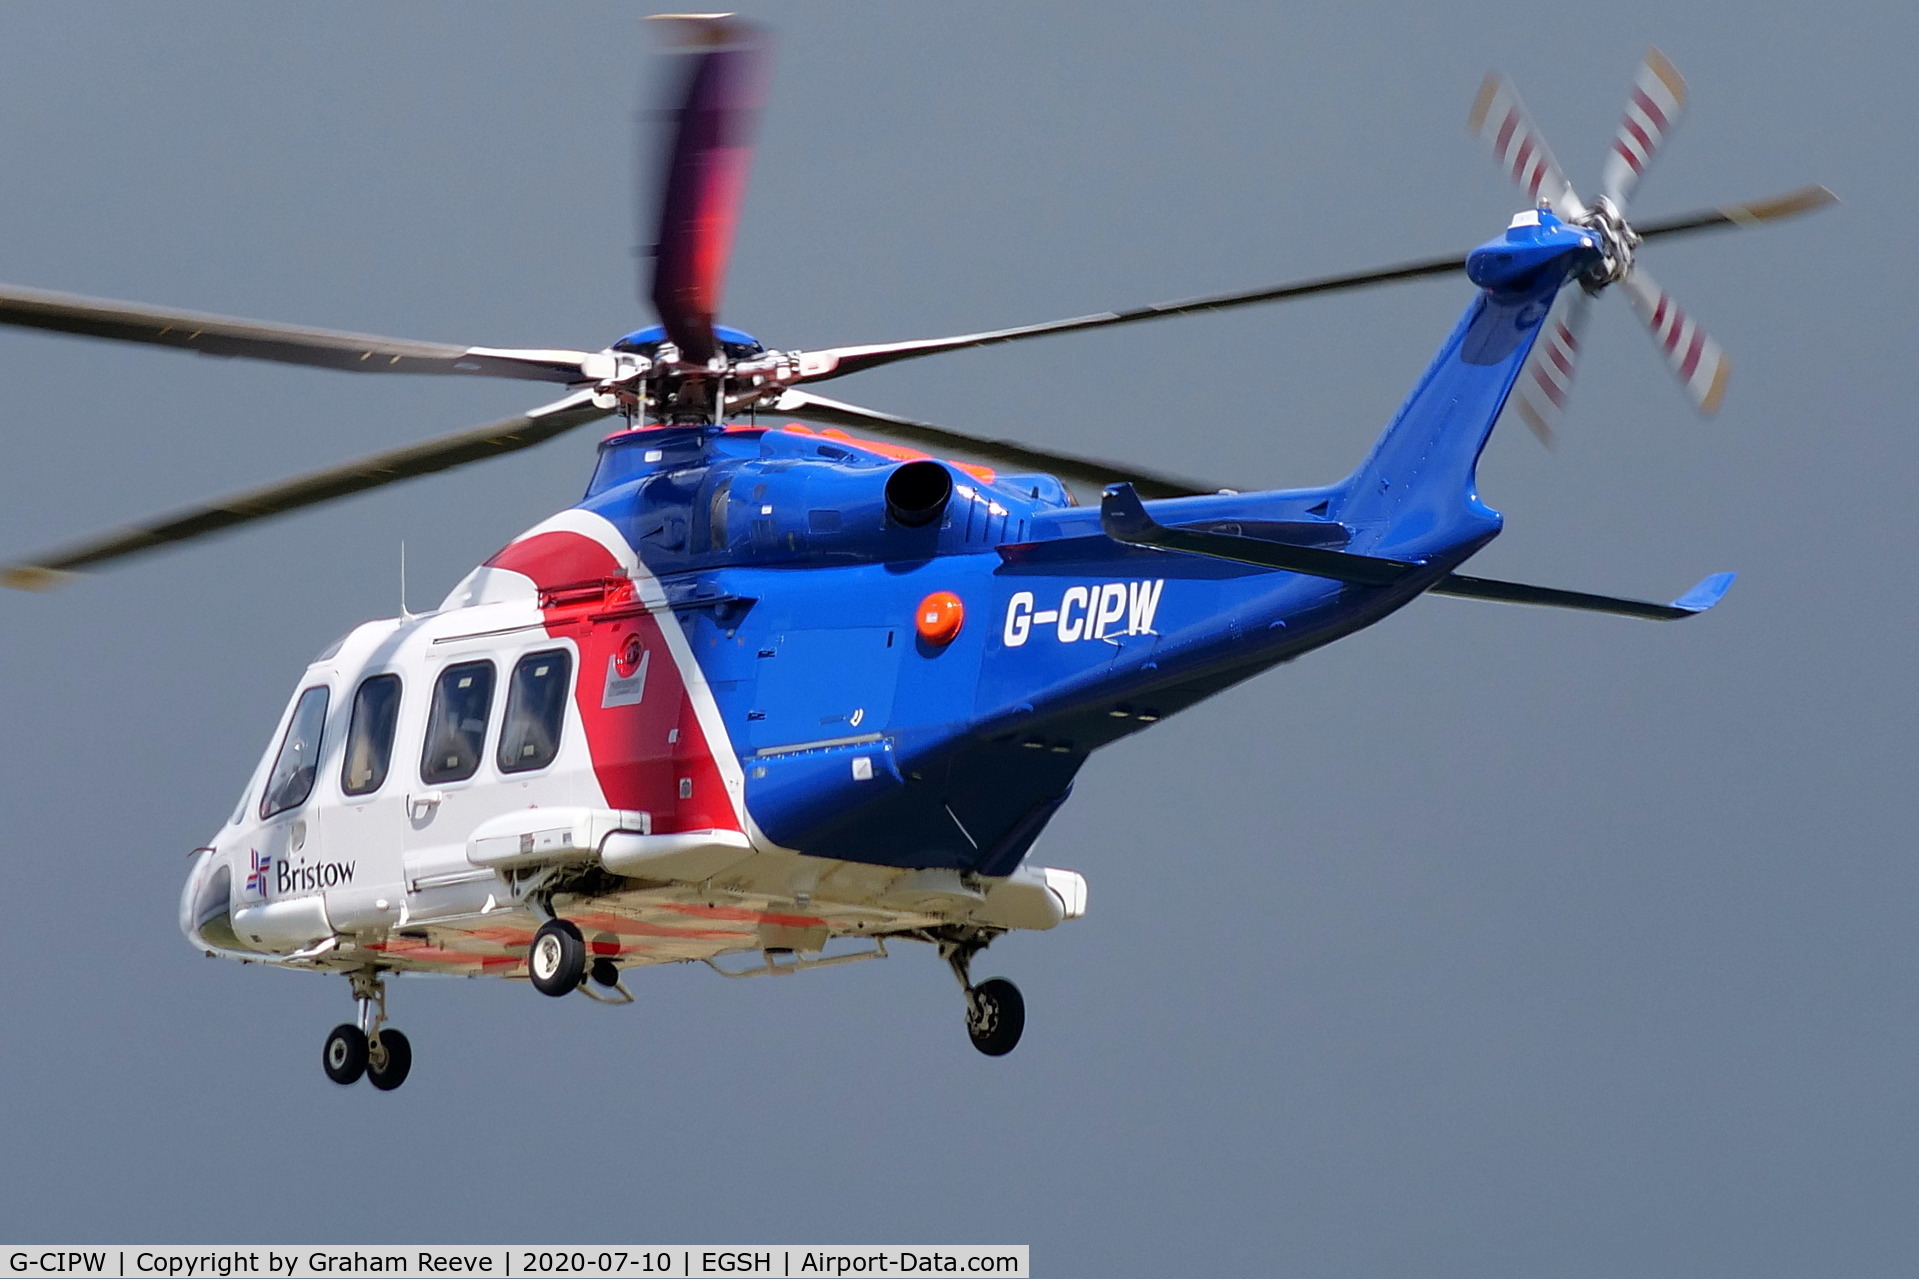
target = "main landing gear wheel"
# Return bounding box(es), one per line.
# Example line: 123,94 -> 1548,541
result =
965,977 -> 1025,1057
529,918 -> 587,996
366,1028 -> 413,1091
323,1023 -> 368,1085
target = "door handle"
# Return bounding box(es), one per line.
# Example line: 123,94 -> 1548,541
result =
407,791 -> 445,819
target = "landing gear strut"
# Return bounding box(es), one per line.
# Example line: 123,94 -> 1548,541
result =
322,970 -> 413,1090
942,933 -> 1025,1057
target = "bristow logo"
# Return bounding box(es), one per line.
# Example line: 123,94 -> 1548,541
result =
244,848 -> 271,898
1003,579 -> 1164,648
274,858 -> 356,896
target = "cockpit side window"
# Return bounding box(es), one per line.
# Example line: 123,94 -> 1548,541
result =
260,686 -> 330,819
421,661 -> 495,785
497,649 -> 572,774
341,674 -> 403,797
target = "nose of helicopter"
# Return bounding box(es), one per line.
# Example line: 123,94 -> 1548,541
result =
1466,209 -> 1601,292
179,844 -> 235,951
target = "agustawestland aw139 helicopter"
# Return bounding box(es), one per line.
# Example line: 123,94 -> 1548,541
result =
1,20 -> 1833,1089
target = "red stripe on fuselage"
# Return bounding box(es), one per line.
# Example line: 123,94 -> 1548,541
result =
485,530 -> 741,836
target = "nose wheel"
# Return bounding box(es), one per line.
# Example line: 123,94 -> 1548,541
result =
322,970 -> 414,1090
365,1027 -> 412,1090
322,1023 -> 368,1084
942,933 -> 1025,1057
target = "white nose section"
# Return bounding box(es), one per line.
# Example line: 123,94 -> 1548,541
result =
179,850 -> 231,946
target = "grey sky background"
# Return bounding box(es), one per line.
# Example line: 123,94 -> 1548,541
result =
0,2 -> 1909,1274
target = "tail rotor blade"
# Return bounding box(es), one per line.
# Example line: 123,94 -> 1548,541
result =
1599,47 -> 1688,210
1620,268 -> 1730,414
1509,289 -> 1592,447
645,14 -> 771,365
1468,73 -> 1585,221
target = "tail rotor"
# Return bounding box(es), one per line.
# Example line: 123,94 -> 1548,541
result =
1469,74 -> 1585,221
1620,266 -> 1731,413
1473,47 -> 1732,437
1511,289 -> 1592,447
1599,47 -> 1688,210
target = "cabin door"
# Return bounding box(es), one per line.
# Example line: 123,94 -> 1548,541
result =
323,669 -> 410,931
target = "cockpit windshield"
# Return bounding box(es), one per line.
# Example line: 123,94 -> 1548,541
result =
260,685 -> 329,819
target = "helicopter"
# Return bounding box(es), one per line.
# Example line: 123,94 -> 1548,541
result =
0,19 -> 1832,1089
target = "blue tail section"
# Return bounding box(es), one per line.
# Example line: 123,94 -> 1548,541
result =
1671,571 -> 1737,613
562,212 -> 1617,879
1337,211 -> 1602,562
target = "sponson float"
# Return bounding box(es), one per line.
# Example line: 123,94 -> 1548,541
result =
1,21 -> 1830,1088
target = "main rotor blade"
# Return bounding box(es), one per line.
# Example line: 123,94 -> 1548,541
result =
646,15 -> 771,365
789,251 -> 1477,383
0,283 -> 592,381
769,390 -> 1216,499
1,390 -> 610,589
1636,185 -> 1838,241
785,184 -> 1832,384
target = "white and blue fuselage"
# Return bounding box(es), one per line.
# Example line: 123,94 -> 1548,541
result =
181,212 -> 1603,980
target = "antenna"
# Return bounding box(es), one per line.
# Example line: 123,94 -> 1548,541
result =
399,541 -> 412,619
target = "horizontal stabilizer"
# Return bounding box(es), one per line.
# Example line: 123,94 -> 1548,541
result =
1429,570 -> 1735,620
1100,484 -> 1420,586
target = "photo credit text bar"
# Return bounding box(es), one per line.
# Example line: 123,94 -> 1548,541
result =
2,1250 -> 1028,1279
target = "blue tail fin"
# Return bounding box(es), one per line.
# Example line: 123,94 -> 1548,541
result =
1337,211 -> 1601,561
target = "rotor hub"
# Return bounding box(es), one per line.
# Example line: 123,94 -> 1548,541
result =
1576,196 -> 1640,290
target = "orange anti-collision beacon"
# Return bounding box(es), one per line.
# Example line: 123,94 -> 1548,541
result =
915,591 -> 965,645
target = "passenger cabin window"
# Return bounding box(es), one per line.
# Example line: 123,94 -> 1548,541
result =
497,649 -> 572,774
421,661 -> 495,784
341,674 -> 402,797
260,686 -> 329,819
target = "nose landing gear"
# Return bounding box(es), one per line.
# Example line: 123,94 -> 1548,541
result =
322,1022 -> 368,1084
366,1025 -> 412,1090
322,970 -> 413,1090
942,933 -> 1025,1057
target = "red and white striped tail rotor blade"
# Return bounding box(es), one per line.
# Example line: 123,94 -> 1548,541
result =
1620,268 -> 1730,414
1509,289 -> 1592,447
1468,74 -> 1585,221
1599,47 -> 1688,210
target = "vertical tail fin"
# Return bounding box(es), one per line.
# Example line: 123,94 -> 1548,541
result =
1337,211 -> 1600,557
